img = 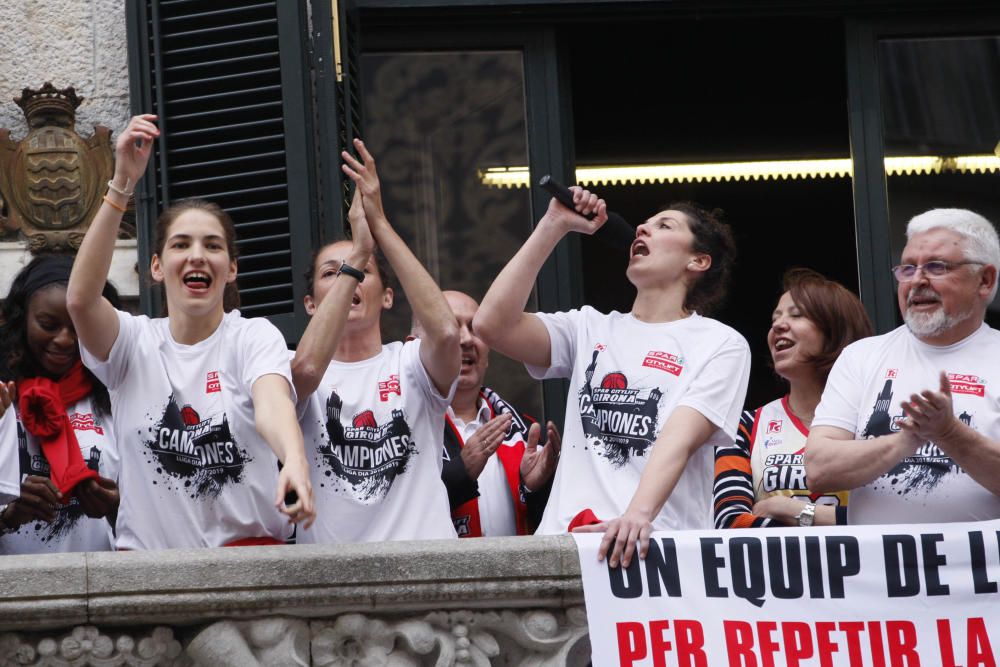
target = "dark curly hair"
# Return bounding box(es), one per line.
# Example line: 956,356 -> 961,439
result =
664,202 -> 737,315
0,254 -> 121,417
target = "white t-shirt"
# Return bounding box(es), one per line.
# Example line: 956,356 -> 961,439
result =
297,340 -> 457,543
0,397 -> 118,554
814,323 -> 1000,524
528,307 -> 751,533
0,410 -> 18,504
447,401 -> 518,537
81,309 -> 294,550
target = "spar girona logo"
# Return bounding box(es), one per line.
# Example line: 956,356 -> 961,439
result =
578,349 -> 664,467
319,390 -> 417,502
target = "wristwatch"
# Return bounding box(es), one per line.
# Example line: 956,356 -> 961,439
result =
796,501 -> 817,527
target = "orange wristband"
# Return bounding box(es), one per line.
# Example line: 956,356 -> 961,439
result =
103,195 -> 127,213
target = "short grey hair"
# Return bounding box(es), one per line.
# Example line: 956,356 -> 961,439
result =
907,208 -> 1000,300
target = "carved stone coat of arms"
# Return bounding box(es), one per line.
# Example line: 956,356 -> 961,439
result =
0,83 -> 113,252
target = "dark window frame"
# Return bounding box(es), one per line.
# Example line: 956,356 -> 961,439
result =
337,22 -> 580,427
847,10 -> 1000,332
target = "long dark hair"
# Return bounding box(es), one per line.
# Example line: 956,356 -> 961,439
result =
0,254 -> 120,416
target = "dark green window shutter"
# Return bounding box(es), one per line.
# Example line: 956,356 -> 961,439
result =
312,0 -> 363,237
126,0 -> 317,341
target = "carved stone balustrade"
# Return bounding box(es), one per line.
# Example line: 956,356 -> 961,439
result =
0,535 -> 591,666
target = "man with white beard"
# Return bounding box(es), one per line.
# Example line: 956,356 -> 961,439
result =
805,208 -> 1000,524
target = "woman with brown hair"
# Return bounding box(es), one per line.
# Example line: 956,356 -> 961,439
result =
66,115 -> 314,549
475,188 -> 751,568
713,268 -> 873,528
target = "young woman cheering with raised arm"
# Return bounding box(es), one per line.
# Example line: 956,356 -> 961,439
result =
66,115 -> 314,549
475,189 -> 750,568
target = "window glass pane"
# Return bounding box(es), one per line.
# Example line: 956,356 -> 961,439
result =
879,36 -> 1000,321
569,18 -> 857,409
360,50 -> 542,419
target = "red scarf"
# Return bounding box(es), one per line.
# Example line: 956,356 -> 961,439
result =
17,361 -> 98,502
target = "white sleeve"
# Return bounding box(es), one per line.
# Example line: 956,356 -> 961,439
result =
525,309 -> 583,380
812,342 -> 864,433
240,318 -> 296,403
79,309 -> 139,391
401,338 -> 455,411
96,411 -> 120,483
677,334 -> 751,445
0,410 -> 19,503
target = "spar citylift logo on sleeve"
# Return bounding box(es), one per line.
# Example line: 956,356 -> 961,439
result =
947,372 -> 986,397
642,351 -> 685,376
378,374 -> 401,401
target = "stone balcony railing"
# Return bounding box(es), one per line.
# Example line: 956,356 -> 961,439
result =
0,536 -> 591,666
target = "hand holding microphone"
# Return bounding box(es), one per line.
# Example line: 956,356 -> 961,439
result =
539,176 -> 635,255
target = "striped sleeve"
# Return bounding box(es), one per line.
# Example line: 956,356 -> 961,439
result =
713,408 -> 774,529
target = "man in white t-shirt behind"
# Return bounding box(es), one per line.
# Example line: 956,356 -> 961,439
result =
806,208 -> 1000,524
412,290 -> 559,537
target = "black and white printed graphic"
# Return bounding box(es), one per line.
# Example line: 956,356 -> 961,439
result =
863,378 -> 969,493
15,421 -> 102,542
141,395 -> 250,499
318,390 -> 417,501
578,349 -> 663,467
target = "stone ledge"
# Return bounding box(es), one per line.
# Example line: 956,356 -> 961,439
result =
0,535 -> 584,631
0,552 -> 89,629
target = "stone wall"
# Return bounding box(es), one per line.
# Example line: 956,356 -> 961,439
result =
0,0 -> 129,139
0,0 -> 136,299
0,536 -> 592,666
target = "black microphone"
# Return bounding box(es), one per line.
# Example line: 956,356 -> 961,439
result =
538,175 -> 635,255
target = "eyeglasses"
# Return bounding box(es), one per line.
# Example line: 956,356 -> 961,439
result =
891,260 -> 983,282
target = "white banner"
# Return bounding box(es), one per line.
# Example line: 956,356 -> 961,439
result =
574,520 -> 1000,667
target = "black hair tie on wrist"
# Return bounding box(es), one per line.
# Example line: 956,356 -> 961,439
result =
337,260 -> 365,283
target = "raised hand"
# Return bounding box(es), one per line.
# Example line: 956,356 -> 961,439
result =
461,412 -> 513,480
543,186 -> 608,236
112,114 -> 158,192
341,138 -> 388,228
347,186 -> 376,261
520,421 -> 561,492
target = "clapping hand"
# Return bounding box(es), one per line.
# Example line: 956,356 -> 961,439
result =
520,421 -> 561,491
461,412 -> 513,480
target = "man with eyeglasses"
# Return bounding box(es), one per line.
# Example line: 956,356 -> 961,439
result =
805,208 -> 1000,524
